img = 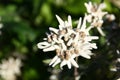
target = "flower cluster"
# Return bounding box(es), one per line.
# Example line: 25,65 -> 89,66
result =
37,2 -> 116,69
85,2 -> 115,36
0,57 -> 22,80
37,15 -> 98,69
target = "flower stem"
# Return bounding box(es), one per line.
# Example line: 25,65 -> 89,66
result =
74,57 -> 80,80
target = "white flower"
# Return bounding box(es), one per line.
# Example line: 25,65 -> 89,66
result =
84,2 -> 108,36
85,2 -> 107,20
37,15 -> 98,69
0,57 -> 22,80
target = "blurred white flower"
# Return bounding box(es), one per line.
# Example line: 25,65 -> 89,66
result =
117,78 -> 120,80
0,17 -> 3,35
37,15 -> 98,69
0,57 -> 22,80
110,67 -> 117,72
105,14 -> 116,21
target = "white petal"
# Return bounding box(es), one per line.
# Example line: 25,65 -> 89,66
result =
84,2 -> 92,13
85,14 -> 92,23
43,46 -> 55,52
71,54 -> 78,58
67,38 -> 73,46
60,60 -> 67,69
49,56 -> 58,66
67,29 -> 75,34
84,36 -> 98,42
99,3 -> 106,10
81,17 -> 87,31
70,59 -> 79,68
80,53 -> 91,59
77,17 -> 82,29
84,3 -> 89,12
97,27 -> 105,36
61,40 -> 67,50
53,38 -> 59,43
56,15 -> 64,26
73,33 -> 79,42
66,61 -> 71,69
43,38 -> 47,40
46,33 -> 51,39
68,15 -> 72,28
59,25 -> 63,30
49,27 -> 58,34
90,43 -> 97,49
37,42 -> 50,49
53,45 -> 60,49
52,58 -> 61,67
89,36 -> 99,40
86,26 -> 93,32
65,21 -> 69,27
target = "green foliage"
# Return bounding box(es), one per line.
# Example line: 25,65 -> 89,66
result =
23,68 -> 39,80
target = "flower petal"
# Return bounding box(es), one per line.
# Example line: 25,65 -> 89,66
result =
56,15 -> 64,27
49,56 -> 58,66
77,17 -> 82,29
43,46 -> 55,52
70,59 -> 79,68
49,27 -> 58,34
68,15 -> 72,28
97,27 -> 105,36
37,42 -> 50,49
80,17 -> 87,31
52,58 -> 61,67
67,38 -> 73,46
80,53 -> 91,59
66,61 -> 71,69
60,60 -> 67,69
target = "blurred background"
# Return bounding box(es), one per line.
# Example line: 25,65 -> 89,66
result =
0,0 -> 120,80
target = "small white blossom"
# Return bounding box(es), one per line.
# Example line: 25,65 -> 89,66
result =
0,57 -> 22,80
85,2 -> 107,20
85,2 -> 108,36
37,15 -> 98,69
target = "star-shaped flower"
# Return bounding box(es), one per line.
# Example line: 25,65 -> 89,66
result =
84,2 -> 108,36
37,15 -> 98,69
